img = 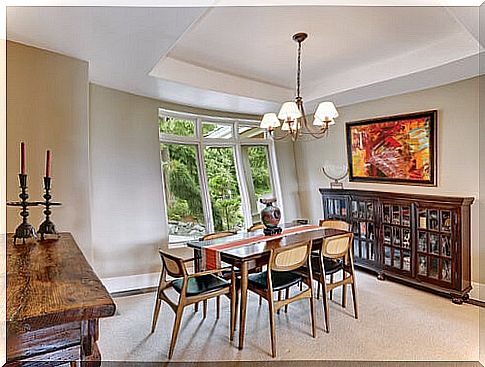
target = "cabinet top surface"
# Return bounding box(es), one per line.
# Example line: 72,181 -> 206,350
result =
319,188 -> 474,205
7,233 -> 116,328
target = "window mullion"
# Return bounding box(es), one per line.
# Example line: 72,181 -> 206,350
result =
234,143 -> 252,229
267,140 -> 286,224
196,118 -> 215,233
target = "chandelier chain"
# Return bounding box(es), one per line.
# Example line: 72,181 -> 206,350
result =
296,40 -> 302,98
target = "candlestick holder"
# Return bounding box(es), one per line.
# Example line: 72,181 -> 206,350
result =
38,176 -> 61,241
7,174 -> 39,244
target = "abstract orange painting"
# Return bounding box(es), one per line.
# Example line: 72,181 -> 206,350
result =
346,111 -> 437,185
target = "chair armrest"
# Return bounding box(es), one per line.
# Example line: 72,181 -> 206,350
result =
183,257 -> 195,263
189,267 -> 232,278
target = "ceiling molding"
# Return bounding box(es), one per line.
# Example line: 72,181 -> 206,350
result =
150,56 -> 292,102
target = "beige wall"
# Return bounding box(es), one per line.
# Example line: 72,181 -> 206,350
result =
6,41 -> 92,258
295,77 -> 480,284
89,84 -> 299,279
5,41 -> 299,283
89,84 -> 166,278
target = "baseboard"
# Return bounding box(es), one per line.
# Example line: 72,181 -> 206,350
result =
470,281 -> 485,304
102,272 -> 485,305
101,272 -> 160,294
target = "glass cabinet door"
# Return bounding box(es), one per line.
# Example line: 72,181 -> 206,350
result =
350,198 -> 377,265
325,196 -> 348,220
415,207 -> 455,286
382,202 -> 412,275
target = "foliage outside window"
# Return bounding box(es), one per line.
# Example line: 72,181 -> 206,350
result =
159,110 -> 278,244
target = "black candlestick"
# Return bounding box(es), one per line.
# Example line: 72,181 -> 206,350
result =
11,174 -> 37,244
38,176 -> 60,240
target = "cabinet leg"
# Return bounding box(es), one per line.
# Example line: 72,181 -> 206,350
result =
451,297 -> 464,305
377,272 -> 385,281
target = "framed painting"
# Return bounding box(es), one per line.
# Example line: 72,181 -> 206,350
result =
346,110 -> 437,186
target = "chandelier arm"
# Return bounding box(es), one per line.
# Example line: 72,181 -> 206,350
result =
270,130 -> 293,141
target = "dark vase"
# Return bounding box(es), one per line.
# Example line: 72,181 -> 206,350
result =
260,198 -> 282,235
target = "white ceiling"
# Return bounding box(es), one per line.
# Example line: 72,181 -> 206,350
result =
6,6 -> 483,115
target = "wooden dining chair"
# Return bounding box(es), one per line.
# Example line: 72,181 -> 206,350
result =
313,232 -> 358,333
197,230 -> 237,316
200,230 -> 237,241
247,223 -> 265,232
316,219 -> 351,300
151,250 -> 236,359
318,219 -> 351,231
246,223 -> 266,304
247,241 -> 316,357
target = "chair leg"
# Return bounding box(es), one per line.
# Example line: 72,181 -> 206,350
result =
151,298 -> 162,333
203,300 -> 207,319
284,287 -> 289,313
316,280 -> 320,300
351,276 -> 358,319
309,285 -> 316,338
342,270 -> 347,308
230,274 -> 237,341
259,295 -> 262,306
277,290 -> 281,315
267,291 -> 277,358
194,302 -> 198,313
329,274 -> 334,300
321,275 -> 330,333
299,281 -> 302,291
216,296 -> 221,319
168,303 -> 185,359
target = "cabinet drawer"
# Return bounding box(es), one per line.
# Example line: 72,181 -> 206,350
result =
7,321 -> 81,362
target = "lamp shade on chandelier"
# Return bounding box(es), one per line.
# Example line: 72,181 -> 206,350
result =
260,32 -> 339,141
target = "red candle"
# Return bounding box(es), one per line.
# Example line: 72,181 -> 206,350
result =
20,142 -> 26,174
45,150 -> 51,177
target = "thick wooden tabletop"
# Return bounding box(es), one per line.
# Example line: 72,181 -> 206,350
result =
7,233 -> 116,332
187,226 -> 347,262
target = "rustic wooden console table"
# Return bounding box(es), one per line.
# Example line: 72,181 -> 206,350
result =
6,233 -> 116,366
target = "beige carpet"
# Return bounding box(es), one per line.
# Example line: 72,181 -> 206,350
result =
98,271 -> 479,362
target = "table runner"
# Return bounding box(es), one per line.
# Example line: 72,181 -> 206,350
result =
201,224 -> 321,270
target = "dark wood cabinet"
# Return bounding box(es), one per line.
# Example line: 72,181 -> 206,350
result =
7,233 -> 116,365
320,188 -> 474,303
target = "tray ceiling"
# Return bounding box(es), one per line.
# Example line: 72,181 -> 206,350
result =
7,5 -> 483,115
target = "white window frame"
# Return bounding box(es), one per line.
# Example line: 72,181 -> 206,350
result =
158,108 -> 284,247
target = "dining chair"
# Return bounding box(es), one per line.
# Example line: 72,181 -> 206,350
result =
246,241 -> 316,357
247,223 -> 265,232
318,219 -> 351,231
247,223 -> 266,305
151,250 -> 236,359
316,219 -> 351,300
197,230 -> 237,317
313,232 -> 358,333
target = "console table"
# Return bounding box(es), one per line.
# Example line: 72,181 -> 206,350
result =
6,233 -> 116,366
320,188 -> 474,303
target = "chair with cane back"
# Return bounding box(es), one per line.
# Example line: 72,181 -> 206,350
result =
246,241 -> 316,357
316,219 -> 351,300
313,232 -> 358,333
197,230 -> 237,317
150,250 -> 236,359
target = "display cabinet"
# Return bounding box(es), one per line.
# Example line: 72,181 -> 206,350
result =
320,188 -> 474,303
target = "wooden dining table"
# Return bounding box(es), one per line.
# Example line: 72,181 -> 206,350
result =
187,224 -> 347,350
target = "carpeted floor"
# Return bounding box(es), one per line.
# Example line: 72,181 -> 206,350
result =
98,271 -> 479,362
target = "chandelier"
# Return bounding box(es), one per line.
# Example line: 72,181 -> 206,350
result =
259,33 -> 339,141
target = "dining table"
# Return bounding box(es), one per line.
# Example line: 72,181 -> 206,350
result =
187,224 -> 348,350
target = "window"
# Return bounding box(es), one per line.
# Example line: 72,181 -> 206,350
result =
241,145 -> 274,224
159,109 -> 282,246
